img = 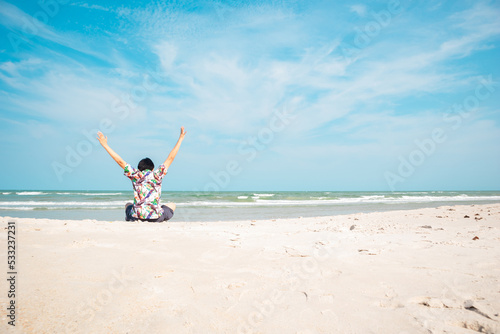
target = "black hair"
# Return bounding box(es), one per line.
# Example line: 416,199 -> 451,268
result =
138,158 -> 154,171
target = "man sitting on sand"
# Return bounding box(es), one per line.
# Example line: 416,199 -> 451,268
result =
97,127 -> 186,222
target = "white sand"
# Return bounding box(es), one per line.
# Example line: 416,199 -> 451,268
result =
1,204 -> 499,333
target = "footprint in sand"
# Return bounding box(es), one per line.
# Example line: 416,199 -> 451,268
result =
69,238 -> 95,248
457,320 -> 499,333
358,249 -> 379,255
284,246 -> 310,257
378,283 -> 402,309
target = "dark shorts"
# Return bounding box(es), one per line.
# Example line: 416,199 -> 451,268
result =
125,205 -> 174,222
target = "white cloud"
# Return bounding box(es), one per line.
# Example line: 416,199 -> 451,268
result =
0,1 -> 107,60
71,2 -> 111,12
154,41 -> 178,71
118,0 -> 499,145
349,4 -> 367,17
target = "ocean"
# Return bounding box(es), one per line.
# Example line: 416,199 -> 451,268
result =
1,190 -> 499,222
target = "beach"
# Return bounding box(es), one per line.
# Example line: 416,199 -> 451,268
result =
1,203 -> 499,333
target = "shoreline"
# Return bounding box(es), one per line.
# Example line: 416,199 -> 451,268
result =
1,203 -> 499,333
2,200 -> 500,223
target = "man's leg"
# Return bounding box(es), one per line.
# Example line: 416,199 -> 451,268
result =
125,202 -> 134,221
160,204 -> 175,222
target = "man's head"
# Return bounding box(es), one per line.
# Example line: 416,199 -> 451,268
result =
138,158 -> 154,171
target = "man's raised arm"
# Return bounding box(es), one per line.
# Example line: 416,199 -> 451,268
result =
97,132 -> 127,169
163,126 -> 186,169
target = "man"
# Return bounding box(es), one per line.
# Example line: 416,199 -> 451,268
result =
97,127 -> 186,222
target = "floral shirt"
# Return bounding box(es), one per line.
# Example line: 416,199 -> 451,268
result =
124,163 -> 168,220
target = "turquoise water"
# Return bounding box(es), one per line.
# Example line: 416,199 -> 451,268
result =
1,190 -> 500,221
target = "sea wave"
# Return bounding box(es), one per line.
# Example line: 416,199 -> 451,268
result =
174,194 -> 500,207
1,193 -> 499,211
80,193 -> 124,196
0,206 -> 118,210
0,206 -> 35,210
16,192 -> 48,196
0,201 -> 127,207
56,192 -> 124,196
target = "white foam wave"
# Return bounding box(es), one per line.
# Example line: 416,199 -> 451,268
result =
1,194 -> 499,210
0,201 -> 127,207
0,206 -> 118,210
0,206 -> 35,210
80,193 -> 124,196
16,192 -> 47,196
175,195 -> 500,207
56,192 -> 124,196
254,193 -> 275,197
360,195 -> 386,200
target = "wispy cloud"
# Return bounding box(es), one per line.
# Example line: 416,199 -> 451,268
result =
349,4 -> 367,17
0,0 -> 107,61
71,2 -> 112,12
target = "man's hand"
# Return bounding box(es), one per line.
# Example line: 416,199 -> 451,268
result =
163,126 -> 186,169
96,131 -> 127,169
97,132 -> 108,146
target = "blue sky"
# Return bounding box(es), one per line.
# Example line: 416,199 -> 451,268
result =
0,0 -> 499,191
